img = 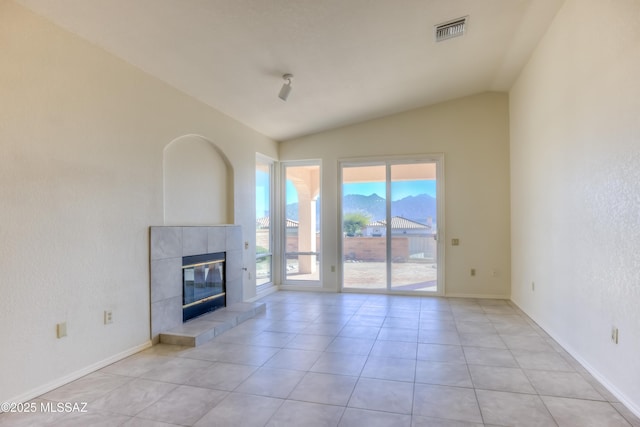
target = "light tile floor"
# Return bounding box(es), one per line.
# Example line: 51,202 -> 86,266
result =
2,291 -> 639,427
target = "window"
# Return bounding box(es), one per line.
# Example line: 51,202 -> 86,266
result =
256,156 -> 274,288
282,161 -> 321,285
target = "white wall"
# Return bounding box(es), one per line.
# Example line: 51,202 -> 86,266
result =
280,92 -> 511,297
164,135 -> 231,225
0,0 -> 277,403
510,0 -> 640,413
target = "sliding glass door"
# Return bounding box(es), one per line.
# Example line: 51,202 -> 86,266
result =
341,165 -> 387,290
389,163 -> 438,292
341,158 -> 442,294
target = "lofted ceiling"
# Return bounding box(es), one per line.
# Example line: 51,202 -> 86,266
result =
17,0 -> 564,141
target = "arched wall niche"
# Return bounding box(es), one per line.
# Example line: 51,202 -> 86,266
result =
163,134 -> 234,225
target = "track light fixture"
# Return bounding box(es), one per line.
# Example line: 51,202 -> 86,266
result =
278,74 -> 293,101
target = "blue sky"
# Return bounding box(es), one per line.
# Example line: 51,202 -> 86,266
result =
256,171 -> 270,217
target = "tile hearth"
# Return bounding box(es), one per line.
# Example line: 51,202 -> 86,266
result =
160,302 -> 266,347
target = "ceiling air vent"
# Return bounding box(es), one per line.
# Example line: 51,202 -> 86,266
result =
435,17 -> 467,42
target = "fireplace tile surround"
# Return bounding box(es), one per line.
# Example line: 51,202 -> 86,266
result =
150,225 -> 255,344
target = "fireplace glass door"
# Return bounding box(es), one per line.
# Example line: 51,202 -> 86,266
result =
182,252 -> 226,321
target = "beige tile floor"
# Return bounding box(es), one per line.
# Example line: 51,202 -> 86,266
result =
2,291 -> 639,426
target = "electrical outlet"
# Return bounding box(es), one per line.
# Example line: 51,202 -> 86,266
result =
611,327 -> 619,344
104,310 -> 113,325
531,282 -> 535,291
331,265 -> 336,272
57,322 -> 67,338
452,238 -> 460,246
470,268 -> 476,276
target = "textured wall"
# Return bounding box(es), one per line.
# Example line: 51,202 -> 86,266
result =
510,0 -> 640,413
0,1 -> 276,403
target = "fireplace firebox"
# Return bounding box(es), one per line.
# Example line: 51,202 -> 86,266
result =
182,252 -> 226,322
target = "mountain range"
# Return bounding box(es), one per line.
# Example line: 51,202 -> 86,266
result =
286,193 -> 436,225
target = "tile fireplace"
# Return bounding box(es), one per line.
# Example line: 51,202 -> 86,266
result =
149,225 -> 243,343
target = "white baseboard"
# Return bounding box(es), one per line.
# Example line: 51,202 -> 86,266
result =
4,340 -> 152,407
510,301 -> 640,420
278,285 -> 336,292
567,347 -> 640,419
445,292 -> 510,299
